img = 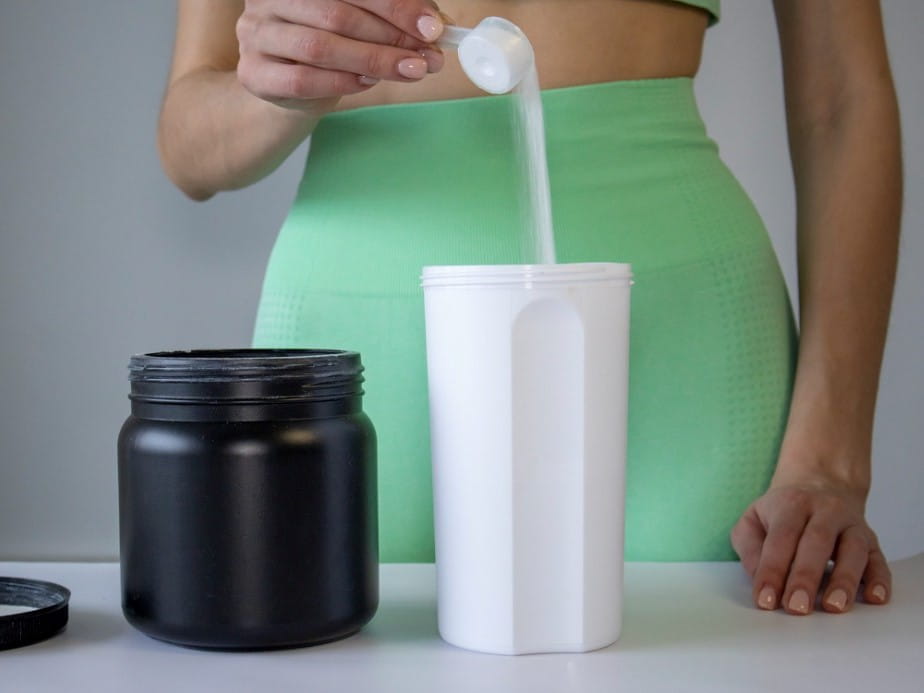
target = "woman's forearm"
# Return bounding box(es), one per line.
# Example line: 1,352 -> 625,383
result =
774,76 -> 902,493
159,0 -> 444,201
731,0 -> 898,616
157,68 -> 335,201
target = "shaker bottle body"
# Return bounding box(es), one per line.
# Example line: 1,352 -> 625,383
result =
422,263 -> 632,655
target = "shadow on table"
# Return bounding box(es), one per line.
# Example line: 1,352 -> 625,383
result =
364,599 -> 439,643
63,607 -> 128,645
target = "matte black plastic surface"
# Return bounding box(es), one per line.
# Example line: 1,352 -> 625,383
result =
118,350 -> 377,650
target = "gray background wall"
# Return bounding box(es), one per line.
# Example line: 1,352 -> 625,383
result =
1,2 -> 921,561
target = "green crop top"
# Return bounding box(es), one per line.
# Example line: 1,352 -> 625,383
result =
678,0 -> 720,25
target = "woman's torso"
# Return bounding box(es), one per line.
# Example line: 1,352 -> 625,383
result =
337,0 -> 711,111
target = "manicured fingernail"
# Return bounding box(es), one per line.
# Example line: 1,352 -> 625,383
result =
358,75 -> 380,86
788,589 -> 810,614
418,49 -> 444,73
417,14 -> 443,41
825,588 -> 847,612
872,584 -> 887,602
397,57 -> 427,79
757,586 -> 776,610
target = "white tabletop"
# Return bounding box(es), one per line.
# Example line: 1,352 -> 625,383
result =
1,556 -> 922,693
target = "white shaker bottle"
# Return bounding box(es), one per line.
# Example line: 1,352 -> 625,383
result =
422,263 -> 632,654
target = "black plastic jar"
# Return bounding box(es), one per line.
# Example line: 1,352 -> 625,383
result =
118,349 -> 377,650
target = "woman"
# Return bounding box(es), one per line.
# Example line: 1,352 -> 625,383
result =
158,0 -> 901,616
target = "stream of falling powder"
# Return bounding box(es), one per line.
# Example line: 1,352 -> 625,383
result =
511,65 -> 557,264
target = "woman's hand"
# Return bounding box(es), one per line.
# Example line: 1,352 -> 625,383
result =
731,474 -> 891,615
236,0 -> 448,108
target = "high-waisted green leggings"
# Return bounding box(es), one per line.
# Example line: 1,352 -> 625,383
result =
253,77 -> 797,562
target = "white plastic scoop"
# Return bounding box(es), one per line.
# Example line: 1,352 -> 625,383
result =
438,17 -> 535,94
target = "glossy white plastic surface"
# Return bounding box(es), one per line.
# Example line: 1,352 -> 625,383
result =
422,263 -> 633,654
438,17 -> 534,94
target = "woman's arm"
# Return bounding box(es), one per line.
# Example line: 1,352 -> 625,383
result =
731,0 -> 902,614
159,0 -> 445,200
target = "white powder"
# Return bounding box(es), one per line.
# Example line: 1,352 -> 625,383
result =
511,66 -> 557,265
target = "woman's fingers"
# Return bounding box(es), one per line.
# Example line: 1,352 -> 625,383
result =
750,497 -> 810,612
346,0 -> 446,42
730,506 -> 765,579
261,0 -> 437,51
818,525 -> 870,613
250,21 -> 431,81
781,516 -> 839,614
241,60 -> 375,101
861,544 -> 892,605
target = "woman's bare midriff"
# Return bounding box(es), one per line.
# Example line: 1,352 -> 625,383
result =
337,0 -> 709,111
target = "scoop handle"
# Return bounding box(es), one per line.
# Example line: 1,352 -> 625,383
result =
437,25 -> 471,48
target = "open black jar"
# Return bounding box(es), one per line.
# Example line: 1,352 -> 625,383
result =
118,350 -> 377,650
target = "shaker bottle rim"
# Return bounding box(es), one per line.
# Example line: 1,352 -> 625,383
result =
421,262 -> 633,288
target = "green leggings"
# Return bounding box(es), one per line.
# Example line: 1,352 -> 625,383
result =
253,77 -> 797,562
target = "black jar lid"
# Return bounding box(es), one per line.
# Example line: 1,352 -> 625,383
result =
0,577 -> 70,651
128,349 -> 364,407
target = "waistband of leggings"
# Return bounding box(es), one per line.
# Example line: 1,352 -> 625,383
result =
318,76 -> 702,131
